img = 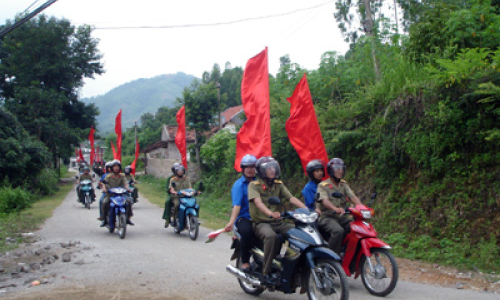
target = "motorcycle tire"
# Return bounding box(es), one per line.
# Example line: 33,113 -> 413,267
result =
236,257 -> 264,296
188,215 -> 199,241
303,258 -> 349,300
360,248 -> 398,297
118,214 -> 127,239
85,195 -> 90,209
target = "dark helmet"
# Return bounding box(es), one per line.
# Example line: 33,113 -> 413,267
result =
111,159 -> 122,172
327,158 -> 345,181
171,163 -> 181,175
124,166 -> 132,174
240,154 -> 257,169
255,156 -> 281,180
83,166 -> 90,173
174,164 -> 186,177
306,159 -> 326,181
80,163 -> 86,169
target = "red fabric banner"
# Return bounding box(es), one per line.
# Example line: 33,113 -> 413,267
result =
89,127 -> 95,165
95,147 -> 100,163
78,148 -> 85,163
285,73 -> 329,178
110,141 -> 117,160
115,109 -> 122,162
234,47 -> 272,172
175,105 -> 187,169
130,139 -> 140,175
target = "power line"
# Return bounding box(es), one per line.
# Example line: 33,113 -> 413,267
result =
93,1 -> 334,30
22,0 -> 43,15
0,0 -> 59,38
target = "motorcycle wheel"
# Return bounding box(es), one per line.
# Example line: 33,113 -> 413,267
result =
360,248 -> 398,297
188,215 -> 199,240
173,218 -> 180,234
118,214 -> 127,239
236,257 -> 264,296
85,195 -> 90,209
304,259 -> 349,300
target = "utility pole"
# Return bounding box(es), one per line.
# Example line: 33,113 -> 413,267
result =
134,122 -> 137,141
216,82 -> 222,128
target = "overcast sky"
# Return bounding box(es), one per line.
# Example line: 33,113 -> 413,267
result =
1,0 -> 350,98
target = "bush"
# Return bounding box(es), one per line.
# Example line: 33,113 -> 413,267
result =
0,186 -> 33,214
32,169 -> 59,195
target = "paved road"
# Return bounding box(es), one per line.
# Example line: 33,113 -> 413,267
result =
1,185 -> 497,300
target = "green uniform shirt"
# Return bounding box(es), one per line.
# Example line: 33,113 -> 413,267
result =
168,176 -> 192,199
104,173 -> 127,189
125,174 -> 135,183
79,173 -> 92,181
248,178 -> 294,223
316,178 -> 355,218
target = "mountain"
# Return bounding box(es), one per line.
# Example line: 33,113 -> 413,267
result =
82,72 -> 196,134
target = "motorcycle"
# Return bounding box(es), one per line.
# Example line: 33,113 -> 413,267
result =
321,192 -> 398,297
226,196 -> 349,300
128,180 -> 138,203
80,179 -> 93,209
107,187 -> 130,239
170,183 -> 200,240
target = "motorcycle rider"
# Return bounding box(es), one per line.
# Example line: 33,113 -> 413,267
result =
248,156 -> 307,285
76,166 -> 95,203
124,165 -> 139,202
100,160 -> 135,227
97,162 -> 113,220
163,163 -> 180,228
301,159 -> 326,210
168,163 -> 191,227
224,154 -> 257,272
316,158 -> 361,254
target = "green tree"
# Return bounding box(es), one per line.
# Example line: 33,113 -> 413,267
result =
0,15 -> 104,162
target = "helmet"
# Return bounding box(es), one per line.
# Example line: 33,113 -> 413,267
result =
327,158 -> 345,181
255,156 -> 281,180
80,163 -> 85,169
173,164 -> 186,177
240,154 -> 257,169
83,166 -> 90,172
111,160 -> 122,172
171,163 -> 181,175
124,166 -> 131,174
306,159 -> 326,181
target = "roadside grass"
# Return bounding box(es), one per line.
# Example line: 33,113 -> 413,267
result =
0,167 -> 75,252
138,175 -> 230,231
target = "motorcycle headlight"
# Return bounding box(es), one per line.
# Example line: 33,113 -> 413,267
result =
292,212 -> 318,223
361,210 -> 372,219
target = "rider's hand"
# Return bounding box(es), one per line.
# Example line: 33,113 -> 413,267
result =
270,212 -> 281,219
224,222 -> 233,232
336,207 -> 345,215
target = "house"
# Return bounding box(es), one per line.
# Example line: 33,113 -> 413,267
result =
220,105 -> 245,134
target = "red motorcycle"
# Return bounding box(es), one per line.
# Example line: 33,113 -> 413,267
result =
321,192 -> 398,297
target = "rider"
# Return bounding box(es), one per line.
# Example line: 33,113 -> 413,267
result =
168,163 -> 191,227
163,163 -> 180,228
301,159 -> 326,210
100,160 -> 135,227
97,162 -> 112,220
248,156 -> 307,285
124,165 -> 139,202
316,158 -> 361,255
224,154 -> 257,272
76,166 -> 95,203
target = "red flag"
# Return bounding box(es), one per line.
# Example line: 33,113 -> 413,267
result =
89,127 -> 95,165
175,105 -> 187,169
115,109 -> 122,161
95,147 -> 100,163
110,141 -> 118,160
234,48 -> 272,172
78,148 -> 85,162
286,73 -> 329,178
130,139 -> 140,175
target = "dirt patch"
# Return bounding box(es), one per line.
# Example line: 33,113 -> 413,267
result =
397,258 -> 500,293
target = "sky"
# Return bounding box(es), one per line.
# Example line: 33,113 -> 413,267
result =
1,0 -> 350,98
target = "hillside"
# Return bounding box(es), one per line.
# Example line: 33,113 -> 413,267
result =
82,72 -> 196,134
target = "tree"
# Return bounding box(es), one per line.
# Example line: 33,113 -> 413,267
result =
0,15 -> 104,161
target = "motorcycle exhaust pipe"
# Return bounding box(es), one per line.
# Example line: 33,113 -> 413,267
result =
226,265 -> 262,287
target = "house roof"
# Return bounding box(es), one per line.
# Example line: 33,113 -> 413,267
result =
221,105 -> 244,125
163,125 -> 196,142
142,141 -> 169,153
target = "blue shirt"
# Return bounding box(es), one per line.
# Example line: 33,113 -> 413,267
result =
100,173 -> 107,194
302,180 -> 318,210
231,176 -> 253,221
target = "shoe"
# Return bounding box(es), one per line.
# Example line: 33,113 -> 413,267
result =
241,267 -> 250,273
164,221 -> 169,228
126,220 -> 135,226
264,274 -> 279,287
100,221 -> 107,227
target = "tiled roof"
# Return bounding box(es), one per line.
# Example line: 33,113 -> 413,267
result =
164,125 -> 196,142
221,105 -> 244,125
142,141 -> 169,153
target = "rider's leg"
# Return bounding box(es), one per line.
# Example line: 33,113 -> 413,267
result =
100,195 -> 111,226
318,216 -> 345,254
98,193 -> 105,217
172,197 -> 180,225
237,218 -> 254,269
254,223 -> 280,276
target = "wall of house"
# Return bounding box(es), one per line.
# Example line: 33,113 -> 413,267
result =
145,158 -> 200,182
